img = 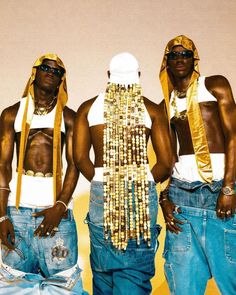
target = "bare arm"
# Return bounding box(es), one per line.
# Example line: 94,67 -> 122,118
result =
206,75 -> 236,218
0,105 -> 18,248
73,99 -> 95,181
149,99 -> 173,183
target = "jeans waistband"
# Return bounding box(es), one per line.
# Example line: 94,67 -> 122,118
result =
176,205 -> 236,223
7,206 -> 74,221
171,177 -> 223,192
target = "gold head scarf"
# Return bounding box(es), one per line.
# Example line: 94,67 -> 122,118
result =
16,54 -> 68,209
159,35 -> 212,183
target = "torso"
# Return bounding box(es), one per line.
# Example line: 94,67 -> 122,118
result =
170,76 -> 225,155
13,98 -> 68,174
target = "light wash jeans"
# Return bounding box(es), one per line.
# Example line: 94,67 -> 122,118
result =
0,206 -> 88,294
163,177 -> 236,295
87,181 -> 161,295
0,262 -> 88,294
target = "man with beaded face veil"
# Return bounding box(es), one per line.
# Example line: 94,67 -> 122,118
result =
74,52 -> 173,294
159,35 -> 236,295
0,54 -> 86,293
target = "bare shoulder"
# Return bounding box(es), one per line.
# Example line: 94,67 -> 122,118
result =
143,96 -> 166,120
205,75 -> 232,97
63,105 -> 76,128
76,95 -> 98,121
1,102 -> 20,125
76,96 -> 98,117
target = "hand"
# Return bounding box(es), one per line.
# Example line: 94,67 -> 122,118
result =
0,218 -> 15,250
32,203 -> 66,238
216,192 -> 236,219
160,199 -> 183,234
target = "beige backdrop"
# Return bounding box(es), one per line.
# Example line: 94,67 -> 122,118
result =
1,0 -> 236,294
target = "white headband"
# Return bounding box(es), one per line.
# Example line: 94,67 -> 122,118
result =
109,52 -> 140,86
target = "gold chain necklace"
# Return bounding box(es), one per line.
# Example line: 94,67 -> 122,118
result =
34,97 -> 57,116
171,89 -> 187,120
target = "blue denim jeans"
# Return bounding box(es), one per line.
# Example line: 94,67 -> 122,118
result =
87,180 -> 161,295
163,178 -> 236,295
1,207 -> 78,277
0,261 -> 88,294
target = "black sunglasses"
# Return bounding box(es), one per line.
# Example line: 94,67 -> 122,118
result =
167,50 -> 193,60
38,64 -> 64,78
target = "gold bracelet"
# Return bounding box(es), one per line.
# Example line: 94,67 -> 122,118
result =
0,215 -> 9,223
55,200 -> 68,212
0,187 -> 11,192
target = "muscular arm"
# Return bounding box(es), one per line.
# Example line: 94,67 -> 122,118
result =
0,104 -> 18,248
147,99 -> 173,183
0,106 -> 18,215
73,99 -> 95,181
58,107 -> 79,205
206,75 -> 236,217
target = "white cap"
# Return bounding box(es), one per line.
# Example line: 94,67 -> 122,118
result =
109,52 -> 140,86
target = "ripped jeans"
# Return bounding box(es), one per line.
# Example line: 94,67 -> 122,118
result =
163,178 -> 236,295
87,181 -> 161,295
1,207 -> 78,276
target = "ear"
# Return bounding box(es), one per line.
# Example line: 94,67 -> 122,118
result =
107,70 -> 110,79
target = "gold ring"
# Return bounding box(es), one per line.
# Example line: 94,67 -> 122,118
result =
46,232 -> 50,236
53,227 -> 59,232
226,210 -> 231,215
40,224 -> 44,228
170,221 -> 175,225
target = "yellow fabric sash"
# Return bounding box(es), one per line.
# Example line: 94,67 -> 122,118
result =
186,79 -> 213,183
16,54 -> 67,209
159,35 -> 212,183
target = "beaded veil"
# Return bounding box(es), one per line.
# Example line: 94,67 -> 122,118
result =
103,82 -> 150,250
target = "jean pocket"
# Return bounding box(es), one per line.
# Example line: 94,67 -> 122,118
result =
2,235 -> 27,269
165,220 -> 191,252
225,228 -> 236,263
42,226 -> 78,274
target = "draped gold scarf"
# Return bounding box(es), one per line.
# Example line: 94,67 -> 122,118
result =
16,54 -> 68,209
159,35 -> 212,183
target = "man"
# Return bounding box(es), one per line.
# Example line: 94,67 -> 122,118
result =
0,54 -> 85,293
73,52 -> 173,294
159,35 -> 236,295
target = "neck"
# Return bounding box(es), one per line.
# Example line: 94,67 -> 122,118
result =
34,87 -> 56,106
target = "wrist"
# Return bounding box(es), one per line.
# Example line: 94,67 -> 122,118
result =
221,186 -> 235,196
55,200 -> 68,212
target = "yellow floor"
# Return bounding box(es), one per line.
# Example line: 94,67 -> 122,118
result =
73,193 -> 221,295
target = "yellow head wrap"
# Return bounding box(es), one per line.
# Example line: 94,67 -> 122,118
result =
16,54 -> 68,209
159,35 -> 212,183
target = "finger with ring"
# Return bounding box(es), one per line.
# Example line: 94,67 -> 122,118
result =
170,221 -> 175,225
174,206 -> 179,213
46,232 -> 50,236
40,224 -> 44,228
52,227 -> 59,232
226,210 -> 231,215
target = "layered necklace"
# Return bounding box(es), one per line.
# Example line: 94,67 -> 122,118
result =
34,96 -> 57,115
171,89 -> 187,120
103,83 -> 150,250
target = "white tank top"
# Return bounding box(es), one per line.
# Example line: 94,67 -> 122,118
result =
170,76 -> 224,182
87,93 -> 152,129
14,97 -> 66,133
169,76 -> 217,119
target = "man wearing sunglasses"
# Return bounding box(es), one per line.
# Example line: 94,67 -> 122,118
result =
0,54 -> 86,293
159,35 -> 236,295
